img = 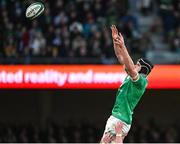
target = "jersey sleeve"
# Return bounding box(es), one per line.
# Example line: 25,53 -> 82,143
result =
131,74 -> 148,89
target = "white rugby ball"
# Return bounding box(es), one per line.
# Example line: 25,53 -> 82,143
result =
26,2 -> 45,19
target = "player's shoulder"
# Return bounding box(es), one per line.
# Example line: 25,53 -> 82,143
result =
138,73 -> 147,79
136,73 -> 148,82
127,73 -> 147,83
126,74 -> 148,90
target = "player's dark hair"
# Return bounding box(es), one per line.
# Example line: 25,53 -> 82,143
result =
137,58 -> 154,76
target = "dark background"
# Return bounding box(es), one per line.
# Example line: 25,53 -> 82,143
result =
0,89 -> 180,142
1,89 -> 180,125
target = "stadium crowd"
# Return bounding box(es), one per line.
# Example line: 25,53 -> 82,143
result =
0,0 -> 179,64
0,118 -> 180,143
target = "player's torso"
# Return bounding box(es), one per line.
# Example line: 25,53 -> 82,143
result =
112,75 -> 148,124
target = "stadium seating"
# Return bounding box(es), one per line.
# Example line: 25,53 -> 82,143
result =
0,0 -> 179,64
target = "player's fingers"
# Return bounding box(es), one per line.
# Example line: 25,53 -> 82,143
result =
116,35 -> 121,39
114,41 -> 121,45
115,36 -> 121,42
111,25 -> 114,30
114,39 -> 120,44
104,133 -> 111,141
114,25 -> 119,34
113,25 -> 117,32
112,25 -> 117,33
119,33 -> 125,41
111,25 -> 115,34
114,27 -> 118,35
109,134 -> 114,139
119,32 -> 124,39
102,135 -> 110,143
113,27 -> 116,35
114,38 -> 123,45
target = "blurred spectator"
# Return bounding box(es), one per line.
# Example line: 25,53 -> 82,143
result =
139,0 -> 153,15
173,0 -> 180,29
169,26 -> 180,52
0,0 -> 179,64
158,0 -> 175,32
0,118 -> 180,143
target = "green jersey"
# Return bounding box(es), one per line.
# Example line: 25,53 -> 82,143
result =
112,74 -> 148,124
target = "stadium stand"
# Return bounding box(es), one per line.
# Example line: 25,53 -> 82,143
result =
0,118 -> 180,143
0,0 -> 179,64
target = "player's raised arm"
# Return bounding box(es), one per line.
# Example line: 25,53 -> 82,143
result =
111,25 -> 124,64
101,25 -> 153,144
111,25 -> 138,81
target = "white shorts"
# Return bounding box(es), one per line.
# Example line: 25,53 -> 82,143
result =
103,115 -> 131,137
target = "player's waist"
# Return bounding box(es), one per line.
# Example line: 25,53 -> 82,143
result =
112,111 -> 132,125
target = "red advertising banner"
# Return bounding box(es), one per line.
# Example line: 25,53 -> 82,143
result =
0,65 -> 179,89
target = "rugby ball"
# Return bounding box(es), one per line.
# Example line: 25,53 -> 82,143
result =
26,2 -> 45,20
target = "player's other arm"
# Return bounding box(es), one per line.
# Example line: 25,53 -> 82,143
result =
111,25 -> 138,81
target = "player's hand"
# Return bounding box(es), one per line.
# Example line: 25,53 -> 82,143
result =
115,122 -> 123,135
111,25 -> 125,49
101,133 -> 114,143
111,25 -> 119,40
